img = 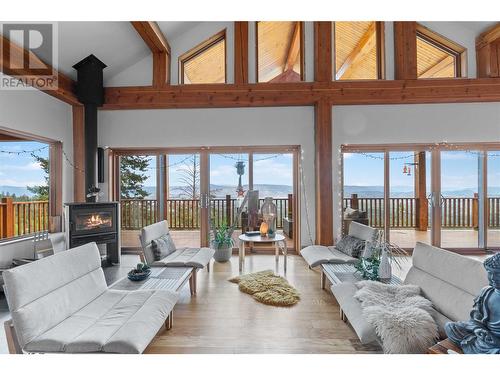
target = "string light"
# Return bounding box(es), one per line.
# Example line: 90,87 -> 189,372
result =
0,145 -> 49,155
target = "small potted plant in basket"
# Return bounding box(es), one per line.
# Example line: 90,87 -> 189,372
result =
127,262 -> 151,281
211,220 -> 235,263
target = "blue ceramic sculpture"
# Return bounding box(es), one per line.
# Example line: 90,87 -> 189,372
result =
444,253 -> 500,354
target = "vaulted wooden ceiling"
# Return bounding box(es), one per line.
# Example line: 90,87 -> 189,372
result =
183,36 -> 226,84
416,37 -> 456,78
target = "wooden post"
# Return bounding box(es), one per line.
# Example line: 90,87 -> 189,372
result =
414,151 -> 428,231
226,194 -> 232,226
351,194 -> 359,209
314,22 -> 332,82
234,21 -> 249,84
287,193 -> 293,219
1,197 -> 14,238
394,22 -> 417,80
473,192 -> 479,229
314,99 -> 333,245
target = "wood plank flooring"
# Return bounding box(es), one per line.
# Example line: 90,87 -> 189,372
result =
145,254 -> 380,354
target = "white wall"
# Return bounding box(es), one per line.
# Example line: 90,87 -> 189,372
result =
0,88 -> 72,266
98,107 -> 316,246
332,102 -> 500,237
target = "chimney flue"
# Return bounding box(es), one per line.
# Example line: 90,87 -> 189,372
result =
72,55 -> 107,202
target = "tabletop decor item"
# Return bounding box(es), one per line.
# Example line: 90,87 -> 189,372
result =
260,197 -> 277,238
445,253 -> 500,354
354,231 -> 407,282
211,221 -> 235,263
127,262 -> 151,281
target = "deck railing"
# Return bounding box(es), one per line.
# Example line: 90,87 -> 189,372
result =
344,194 -> 500,229
120,196 -> 291,230
0,198 -> 49,239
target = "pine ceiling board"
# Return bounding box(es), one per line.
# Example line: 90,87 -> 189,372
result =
417,37 -> 454,78
257,21 -> 297,82
184,39 -> 225,84
334,21 -> 377,80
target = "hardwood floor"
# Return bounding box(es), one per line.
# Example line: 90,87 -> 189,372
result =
145,254 -> 380,354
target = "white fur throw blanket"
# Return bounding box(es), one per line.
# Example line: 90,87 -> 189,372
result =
354,280 -> 438,354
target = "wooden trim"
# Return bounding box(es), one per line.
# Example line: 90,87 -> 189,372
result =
314,99 -> 333,245
234,22 -> 249,84
179,29 -> 227,85
376,22 -> 386,80
394,22 -> 417,80
49,142 -> 63,231
476,23 -> 500,78
0,35 -> 80,106
476,23 -> 500,50
111,145 -> 299,157
256,21 -> 305,83
342,142 -> 500,153
104,78 -> 500,109
72,106 -> 85,202
416,23 -> 467,78
314,22 -> 333,82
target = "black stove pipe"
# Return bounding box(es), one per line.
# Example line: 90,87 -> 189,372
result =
72,55 -> 107,202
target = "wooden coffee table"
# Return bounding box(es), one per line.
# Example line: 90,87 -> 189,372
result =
110,266 -> 195,295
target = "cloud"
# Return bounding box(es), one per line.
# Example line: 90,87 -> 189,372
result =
1,162 -> 43,171
0,178 -> 45,186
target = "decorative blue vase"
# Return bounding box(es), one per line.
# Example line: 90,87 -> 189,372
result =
444,253 -> 500,354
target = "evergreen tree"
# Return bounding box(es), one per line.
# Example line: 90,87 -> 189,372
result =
120,156 -> 150,199
27,153 -> 49,200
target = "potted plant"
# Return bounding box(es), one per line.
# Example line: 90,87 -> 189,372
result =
127,262 -> 151,281
211,221 -> 235,263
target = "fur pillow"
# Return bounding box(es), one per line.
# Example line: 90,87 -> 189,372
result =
151,234 -> 176,261
336,235 -> 365,258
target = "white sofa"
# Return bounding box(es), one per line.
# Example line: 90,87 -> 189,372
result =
331,242 -> 489,345
3,242 -> 178,354
300,221 -> 378,268
140,220 -> 214,270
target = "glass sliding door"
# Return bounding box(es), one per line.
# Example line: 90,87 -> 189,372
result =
342,152 -> 385,237
209,153 -> 250,247
440,150 -> 481,249
389,151 -> 432,249
487,151 -> 500,249
119,154 -> 158,248
166,153 -> 202,248
252,152 -> 295,250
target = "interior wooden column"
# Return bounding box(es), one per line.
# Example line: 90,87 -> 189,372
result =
314,22 -> 332,82
72,105 -> 85,202
314,99 -> 333,245
49,142 -> 63,232
414,151 -> 428,231
476,24 -> 500,78
234,21 -> 249,84
153,52 -> 170,87
394,21 -> 417,79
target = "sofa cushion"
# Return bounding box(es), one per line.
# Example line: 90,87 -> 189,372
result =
331,282 -> 378,345
327,247 -> 359,264
348,221 -> 378,242
3,242 -> 107,349
140,221 -> 170,265
151,233 -> 176,261
25,289 -> 178,353
300,245 -> 334,268
335,235 -> 365,258
152,247 -> 215,268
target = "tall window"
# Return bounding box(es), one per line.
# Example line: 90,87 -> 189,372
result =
334,21 -> 384,80
256,21 -> 304,83
0,138 -> 51,240
416,24 -> 466,78
179,30 -> 226,84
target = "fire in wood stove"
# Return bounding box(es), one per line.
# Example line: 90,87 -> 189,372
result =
76,211 -> 113,231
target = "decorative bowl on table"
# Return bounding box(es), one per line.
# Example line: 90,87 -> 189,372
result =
127,263 -> 151,281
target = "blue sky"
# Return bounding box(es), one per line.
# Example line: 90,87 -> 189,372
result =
0,141 -> 48,187
344,151 -> 500,193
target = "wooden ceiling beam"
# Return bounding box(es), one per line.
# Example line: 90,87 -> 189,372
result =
285,22 -> 301,72
103,78 -> 500,109
0,35 -> 80,106
336,22 -> 376,80
394,22 -> 418,79
131,21 -> 171,87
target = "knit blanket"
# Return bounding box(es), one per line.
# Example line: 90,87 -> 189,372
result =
354,280 -> 438,353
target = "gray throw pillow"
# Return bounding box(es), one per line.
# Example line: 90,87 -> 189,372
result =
336,235 -> 365,258
151,234 -> 176,261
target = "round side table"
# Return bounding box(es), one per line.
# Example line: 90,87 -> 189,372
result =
238,233 -> 287,274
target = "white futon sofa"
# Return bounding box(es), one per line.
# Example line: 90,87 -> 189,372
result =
3,242 -> 178,354
331,242 -> 489,345
300,221 -> 378,268
140,220 -> 214,269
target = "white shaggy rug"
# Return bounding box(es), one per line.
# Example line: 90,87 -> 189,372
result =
354,280 -> 438,354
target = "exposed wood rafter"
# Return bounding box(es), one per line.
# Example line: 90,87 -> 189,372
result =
131,21 -> 171,87
0,36 -> 80,105
336,22 -> 376,80
419,55 -> 455,78
285,22 -> 301,72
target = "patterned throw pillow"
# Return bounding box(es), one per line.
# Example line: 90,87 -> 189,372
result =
336,235 -> 365,258
151,234 -> 176,261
